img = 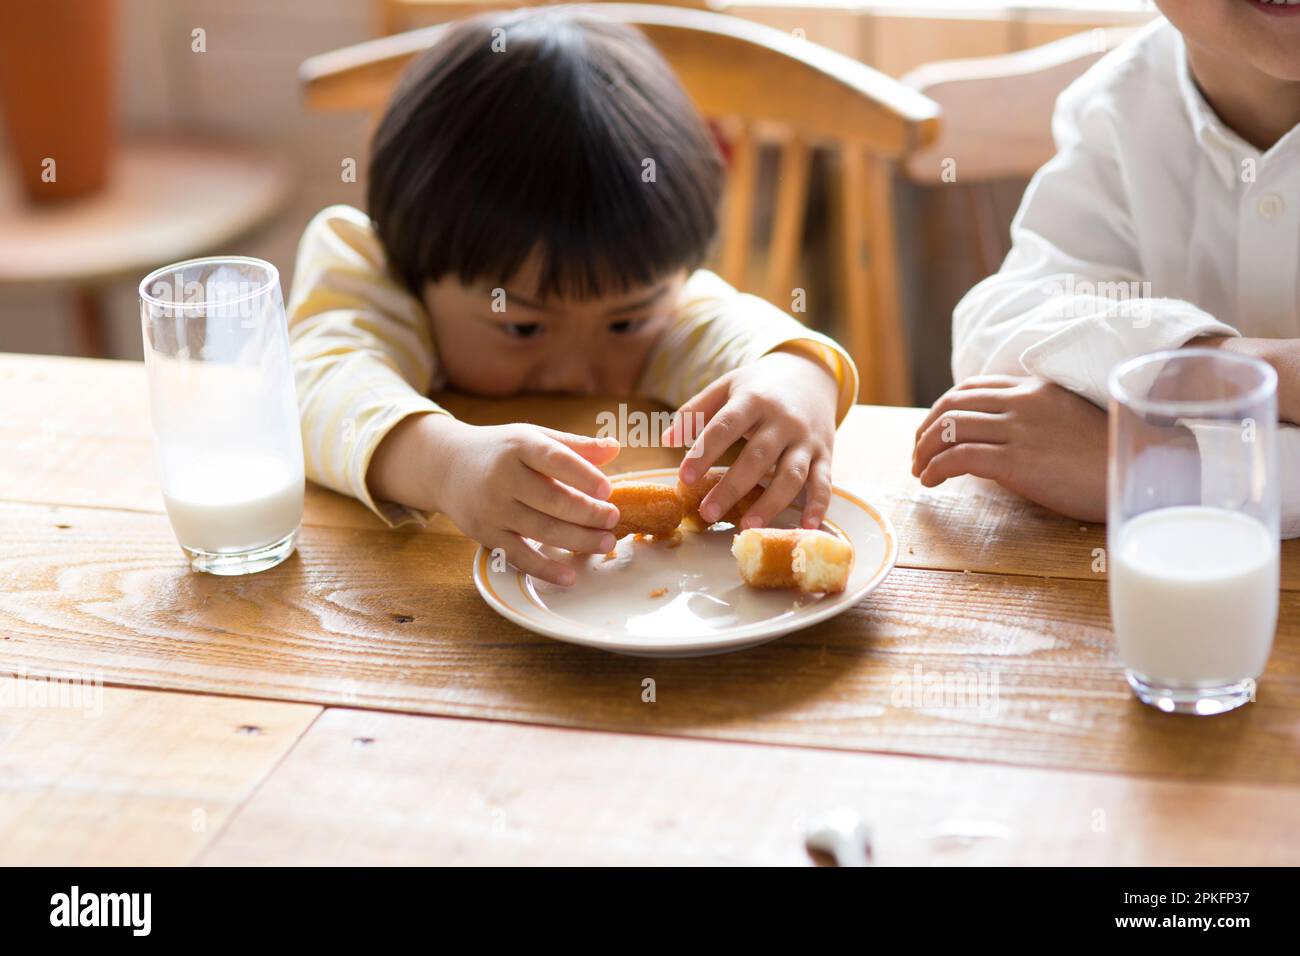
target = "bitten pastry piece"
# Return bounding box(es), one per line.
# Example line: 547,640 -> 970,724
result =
731,528 -> 853,594
609,482 -> 686,539
678,467 -> 764,530
791,530 -> 854,593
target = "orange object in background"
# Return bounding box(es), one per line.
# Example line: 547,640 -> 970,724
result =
0,0 -> 117,203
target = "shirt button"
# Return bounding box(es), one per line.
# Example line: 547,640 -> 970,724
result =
1258,194 -> 1285,219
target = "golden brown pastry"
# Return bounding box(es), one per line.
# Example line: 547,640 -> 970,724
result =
731,528 -> 853,594
677,467 -> 764,530
608,481 -> 685,539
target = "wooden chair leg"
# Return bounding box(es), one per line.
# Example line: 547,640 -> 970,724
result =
965,182 -> 1005,279
863,154 -> 912,406
73,290 -> 109,358
835,146 -> 875,404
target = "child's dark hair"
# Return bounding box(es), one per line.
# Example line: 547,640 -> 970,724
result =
368,7 -> 724,302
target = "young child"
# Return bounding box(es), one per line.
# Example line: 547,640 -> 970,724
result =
287,8 -> 859,585
912,0 -> 1300,530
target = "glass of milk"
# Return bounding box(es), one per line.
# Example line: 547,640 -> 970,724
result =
1107,348 -> 1279,715
139,257 -> 305,575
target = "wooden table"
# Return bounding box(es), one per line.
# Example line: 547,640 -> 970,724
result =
1,352 -> 1297,866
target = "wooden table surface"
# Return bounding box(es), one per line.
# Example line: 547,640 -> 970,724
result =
1,351 -> 1297,865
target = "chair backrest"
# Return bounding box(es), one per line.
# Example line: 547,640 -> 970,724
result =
300,4 -> 940,405
900,26 -> 1137,184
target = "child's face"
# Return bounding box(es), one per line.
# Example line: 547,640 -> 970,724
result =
1156,0 -> 1300,82
423,260 -> 687,397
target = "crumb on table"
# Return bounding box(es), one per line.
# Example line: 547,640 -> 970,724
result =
648,587 -> 668,598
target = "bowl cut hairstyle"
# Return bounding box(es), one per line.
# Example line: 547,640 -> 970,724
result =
368,7 -> 725,303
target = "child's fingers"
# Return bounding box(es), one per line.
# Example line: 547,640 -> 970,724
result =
492,532 -> 577,587
539,428 -> 622,467
521,434 -> 615,500
912,410 -> 1006,477
678,399 -> 761,485
507,502 -> 617,555
699,425 -> 783,523
919,442 -> 1007,488
515,468 -> 619,531
913,386 -> 1012,445
742,448 -> 812,528
663,377 -> 731,448
800,457 -> 834,529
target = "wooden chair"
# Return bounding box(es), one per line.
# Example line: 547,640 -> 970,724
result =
300,3 -> 939,405
901,27 -> 1137,277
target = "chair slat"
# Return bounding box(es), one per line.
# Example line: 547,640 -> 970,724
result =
835,144 -> 875,403
764,136 -> 811,309
719,123 -> 758,291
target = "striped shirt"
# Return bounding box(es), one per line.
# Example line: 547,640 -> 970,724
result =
286,204 -> 859,528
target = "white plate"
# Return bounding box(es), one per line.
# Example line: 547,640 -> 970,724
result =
472,468 -> 899,657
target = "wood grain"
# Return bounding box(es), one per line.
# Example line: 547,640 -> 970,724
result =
0,683 -> 319,865
2,499 -> 1297,784
202,707 -> 1300,866
8,353 -> 1300,588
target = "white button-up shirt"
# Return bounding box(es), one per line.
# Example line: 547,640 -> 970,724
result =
952,17 -> 1300,534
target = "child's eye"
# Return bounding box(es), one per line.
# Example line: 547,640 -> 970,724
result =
502,322 -> 543,340
609,318 -> 649,335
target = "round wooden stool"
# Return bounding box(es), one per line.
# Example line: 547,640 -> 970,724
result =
0,138 -> 291,356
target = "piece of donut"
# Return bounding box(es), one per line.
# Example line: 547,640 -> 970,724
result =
608,482 -> 686,539
731,528 -> 853,594
678,468 -> 764,530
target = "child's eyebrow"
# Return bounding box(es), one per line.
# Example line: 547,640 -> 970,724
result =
498,291 -> 554,314
605,285 -> 669,316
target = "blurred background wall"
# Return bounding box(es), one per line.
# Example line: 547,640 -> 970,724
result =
0,0 -> 376,358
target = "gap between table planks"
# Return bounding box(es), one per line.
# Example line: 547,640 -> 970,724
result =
0,681 -> 319,866
7,352 -> 1298,588
2,499 -> 1298,785
199,706 -> 1300,866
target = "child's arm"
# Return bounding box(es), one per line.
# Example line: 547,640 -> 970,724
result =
643,271 -> 859,530
952,74 -> 1238,409
287,205 -> 451,528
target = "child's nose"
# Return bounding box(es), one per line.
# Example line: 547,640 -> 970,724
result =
534,356 -> 599,395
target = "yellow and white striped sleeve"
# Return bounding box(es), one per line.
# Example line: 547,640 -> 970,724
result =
286,204 -> 451,529
638,269 -> 860,425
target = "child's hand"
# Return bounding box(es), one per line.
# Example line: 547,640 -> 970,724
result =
430,418 -> 621,586
911,375 -> 1107,522
369,416 -> 621,587
663,349 -> 839,529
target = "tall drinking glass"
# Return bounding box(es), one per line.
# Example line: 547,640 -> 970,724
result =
139,257 -> 305,575
1107,348 -> 1279,715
